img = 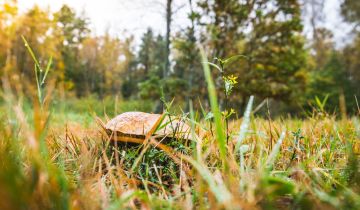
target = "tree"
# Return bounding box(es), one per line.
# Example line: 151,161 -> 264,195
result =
311,28 -> 334,70
243,0 -> 307,101
198,0 -> 253,59
53,5 -> 90,96
138,28 -> 156,78
164,0 -> 172,78
11,5 -> 61,92
0,0 -> 17,76
342,37 -> 360,108
124,29 -> 166,100
173,0 -> 204,108
340,0 -> 360,113
121,36 -> 138,99
77,36 -> 99,95
137,35 -> 167,99
79,34 -> 135,97
341,0 -> 360,30
307,52 -> 354,115
198,0 -> 308,111
301,0 -> 325,40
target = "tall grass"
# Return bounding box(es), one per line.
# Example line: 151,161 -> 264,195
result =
200,47 -> 227,170
0,42 -> 359,209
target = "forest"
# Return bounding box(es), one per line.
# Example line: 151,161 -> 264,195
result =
0,0 -> 359,115
0,0 -> 359,209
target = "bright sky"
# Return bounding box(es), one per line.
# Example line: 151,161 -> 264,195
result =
16,0 -> 352,47
17,0 -> 190,42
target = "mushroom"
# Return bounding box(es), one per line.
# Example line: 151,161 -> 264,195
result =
102,112 -> 191,144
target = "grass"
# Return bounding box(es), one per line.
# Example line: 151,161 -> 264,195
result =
1,94 -> 360,209
0,41 -> 359,209
1,99 -> 359,209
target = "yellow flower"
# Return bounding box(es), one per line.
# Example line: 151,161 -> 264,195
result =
228,75 -> 238,84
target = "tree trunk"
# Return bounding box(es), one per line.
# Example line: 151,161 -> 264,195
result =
186,0 -> 196,111
164,0 -> 172,78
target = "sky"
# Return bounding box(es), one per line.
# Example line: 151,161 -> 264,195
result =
16,0 -> 353,47
17,0 -> 190,42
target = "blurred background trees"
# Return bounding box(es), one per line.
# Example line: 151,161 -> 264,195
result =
0,0 -> 359,115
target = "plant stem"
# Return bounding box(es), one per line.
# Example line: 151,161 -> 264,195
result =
220,63 -> 229,144
225,93 -> 229,143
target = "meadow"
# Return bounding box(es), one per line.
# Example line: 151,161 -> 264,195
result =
0,48 -> 359,210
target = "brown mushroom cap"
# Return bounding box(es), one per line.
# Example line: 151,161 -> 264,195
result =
105,112 -> 191,139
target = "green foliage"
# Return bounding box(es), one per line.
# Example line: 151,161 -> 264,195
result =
172,23 -> 203,105
54,5 -> 90,95
129,28 -> 168,102
138,76 -> 162,99
306,51 -> 357,115
341,0 -> 360,25
197,0 -> 309,113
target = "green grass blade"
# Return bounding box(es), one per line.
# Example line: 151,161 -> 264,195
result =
21,36 -> 42,71
203,61 -> 222,72
266,130 -> 286,169
200,47 -> 227,167
41,56 -> 52,85
189,101 -> 200,160
22,36 -> 43,104
223,54 -> 247,68
183,156 -> 232,203
34,64 -> 42,104
235,95 -> 254,153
